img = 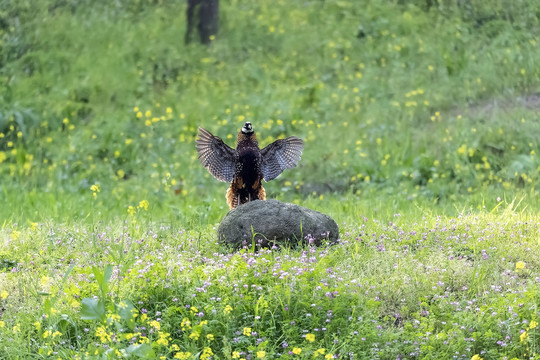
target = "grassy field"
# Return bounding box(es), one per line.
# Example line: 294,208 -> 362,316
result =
1,0 -> 539,359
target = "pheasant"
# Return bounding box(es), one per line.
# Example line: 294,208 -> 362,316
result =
196,122 -> 304,209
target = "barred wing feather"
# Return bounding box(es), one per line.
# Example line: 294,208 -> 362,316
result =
195,127 -> 236,182
260,136 -> 304,181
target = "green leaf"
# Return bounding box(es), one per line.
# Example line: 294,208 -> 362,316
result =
117,299 -> 136,330
117,299 -> 135,320
44,298 -> 52,316
58,314 -> 78,336
103,264 -> 113,283
80,297 -> 105,321
125,344 -> 155,358
92,264 -> 112,296
61,263 -> 76,284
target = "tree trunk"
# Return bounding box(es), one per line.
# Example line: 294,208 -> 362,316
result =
185,0 -> 219,45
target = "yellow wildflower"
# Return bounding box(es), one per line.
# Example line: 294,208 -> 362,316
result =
243,327 -> 251,336
40,276 -> 50,287
292,348 -> 302,355
515,261 -> 525,271
149,320 -> 160,330
156,332 -> 170,346
201,347 -> 213,360
174,352 -> 192,360
138,200 -> 149,211
90,184 -> 100,199
0,291 -> 8,299
306,333 -> 315,342
139,336 -> 150,343
95,326 -> 111,343
232,351 -> 240,359
529,320 -> 538,329
257,351 -> 266,358
181,318 -> 191,330
471,356 -> 483,360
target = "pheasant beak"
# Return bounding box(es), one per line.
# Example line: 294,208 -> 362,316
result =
241,122 -> 253,134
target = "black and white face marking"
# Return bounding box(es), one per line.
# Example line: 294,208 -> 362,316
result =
241,122 -> 253,134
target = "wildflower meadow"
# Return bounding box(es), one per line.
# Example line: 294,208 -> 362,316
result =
0,0 -> 539,359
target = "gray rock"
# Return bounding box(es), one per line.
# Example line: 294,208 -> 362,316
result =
217,199 -> 339,249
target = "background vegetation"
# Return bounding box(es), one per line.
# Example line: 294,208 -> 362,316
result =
0,0 -> 539,359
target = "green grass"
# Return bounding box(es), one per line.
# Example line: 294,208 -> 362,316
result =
1,205 -> 539,359
0,0 -> 539,358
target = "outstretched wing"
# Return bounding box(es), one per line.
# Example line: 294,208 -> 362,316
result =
195,127 -> 237,182
260,136 -> 304,181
